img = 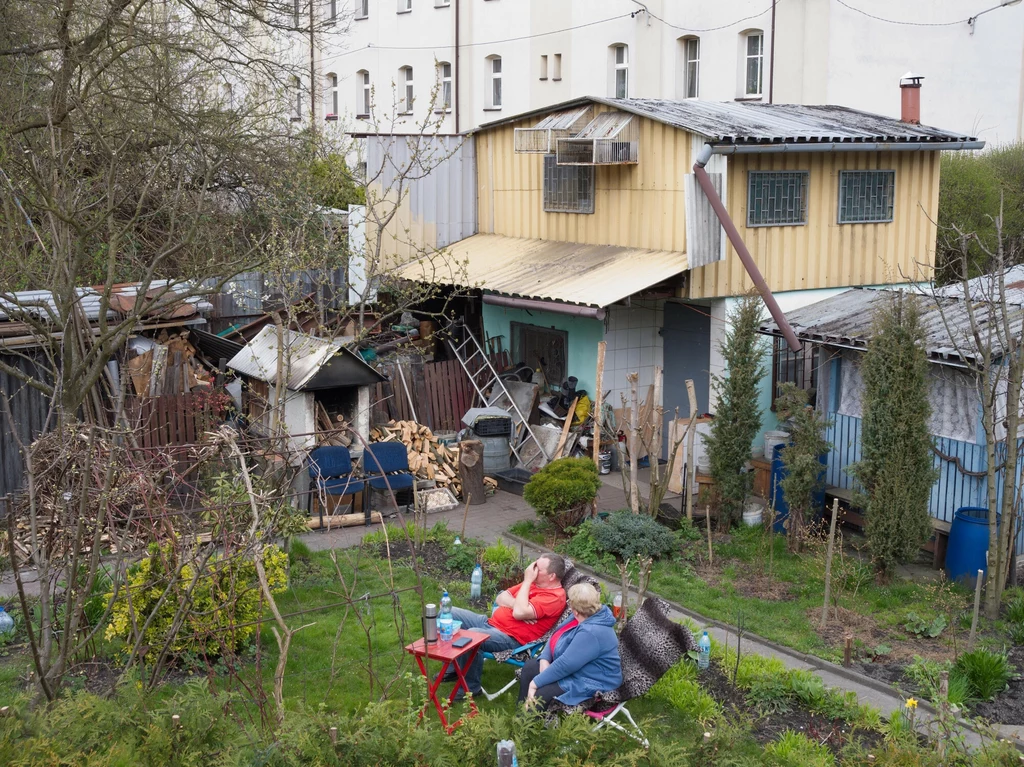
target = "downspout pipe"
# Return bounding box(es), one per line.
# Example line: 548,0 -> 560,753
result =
693,143 -> 802,353
482,293 -> 607,321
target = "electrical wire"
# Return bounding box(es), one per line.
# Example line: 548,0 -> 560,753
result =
832,0 -> 971,27
643,1 -> 782,33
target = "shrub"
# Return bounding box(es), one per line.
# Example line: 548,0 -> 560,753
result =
590,511 -> 676,562
763,730 -> 834,767
106,541 -> 287,659
523,458 -> 601,532
1006,596 -> 1024,624
775,383 -> 831,553
956,648 -> 1013,700
649,661 -> 721,726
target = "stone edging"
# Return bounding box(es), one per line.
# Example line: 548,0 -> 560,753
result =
502,531 -> 1024,752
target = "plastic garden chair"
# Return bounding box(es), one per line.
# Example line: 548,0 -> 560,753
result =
308,446 -> 364,528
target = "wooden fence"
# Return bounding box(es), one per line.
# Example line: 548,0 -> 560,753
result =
125,393 -> 217,449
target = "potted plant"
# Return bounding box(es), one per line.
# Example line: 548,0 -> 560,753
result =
523,457 -> 602,533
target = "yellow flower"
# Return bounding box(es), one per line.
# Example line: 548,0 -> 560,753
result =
905,698 -> 918,709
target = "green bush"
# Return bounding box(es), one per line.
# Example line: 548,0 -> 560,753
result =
956,648 -> 1013,701
764,730 -> 834,767
523,458 -> 601,531
649,661 -> 721,726
105,541 -> 287,659
1006,596 -> 1024,624
591,511 -> 676,562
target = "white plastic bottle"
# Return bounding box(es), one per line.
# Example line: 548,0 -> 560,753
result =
470,564 -> 483,599
438,590 -> 453,641
697,630 -> 711,670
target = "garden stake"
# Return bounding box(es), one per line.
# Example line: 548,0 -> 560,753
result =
0,706 -> 9,717
459,496 -> 471,540
969,569 -> 984,650
705,506 -> 713,565
592,341 -> 606,518
938,671 -> 949,760
843,635 -> 852,668
329,726 -> 338,745
171,714 -> 181,729
821,499 -> 840,629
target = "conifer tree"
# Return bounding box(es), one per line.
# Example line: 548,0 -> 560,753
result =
776,383 -> 831,553
705,295 -> 767,530
854,293 -> 938,580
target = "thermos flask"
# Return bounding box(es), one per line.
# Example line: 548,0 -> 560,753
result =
423,603 -> 438,643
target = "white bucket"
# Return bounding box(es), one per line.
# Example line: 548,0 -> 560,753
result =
742,502 -> 764,527
764,430 -> 788,461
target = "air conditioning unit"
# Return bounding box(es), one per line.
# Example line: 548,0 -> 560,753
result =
513,106 -> 594,154
555,111 -> 639,165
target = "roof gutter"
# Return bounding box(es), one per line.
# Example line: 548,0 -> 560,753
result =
482,293 -> 607,321
693,144 -> 802,353
707,140 -> 985,154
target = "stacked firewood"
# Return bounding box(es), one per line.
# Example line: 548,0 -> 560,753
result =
315,402 -> 353,447
369,420 -> 465,495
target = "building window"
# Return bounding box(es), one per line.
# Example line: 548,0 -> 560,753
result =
355,0 -> 368,19
326,73 -> 339,118
747,171 -> 808,227
611,44 -> 628,98
540,54 -> 548,81
771,338 -> 819,410
437,61 -> 452,111
744,31 -> 763,96
357,70 -> 371,116
511,322 -> 568,390
486,55 -> 502,109
682,37 -> 699,99
838,170 -> 895,224
435,0 -> 450,6
221,82 -> 234,109
552,53 -> 562,80
328,0 -> 337,22
397,0 -> 411,12
293,0 -> 301,26
399,65 -> 413,113
290,77 -> 302,121
542,154 -> 595,214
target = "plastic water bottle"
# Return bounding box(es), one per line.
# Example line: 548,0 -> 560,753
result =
471,565 -> 483,599
496,739 -> 518,767
439,590 -> 453,641
454,536 -> 462,546
0,606 -> 14,638
697,630 -> 711,670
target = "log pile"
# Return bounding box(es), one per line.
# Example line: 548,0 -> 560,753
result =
316,402 -> 353,447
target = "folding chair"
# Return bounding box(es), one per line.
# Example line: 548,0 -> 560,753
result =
479,565 -> 600,701
553,596 -> 697,749
308,446 -> 364,528
364,442 -> 416,518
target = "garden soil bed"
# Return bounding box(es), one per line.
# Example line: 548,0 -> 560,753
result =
701,662 -> 884,758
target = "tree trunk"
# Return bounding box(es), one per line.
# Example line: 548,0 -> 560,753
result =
459,439 -> 486,506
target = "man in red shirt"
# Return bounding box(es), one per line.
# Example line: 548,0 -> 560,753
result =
449,553 -> 567,697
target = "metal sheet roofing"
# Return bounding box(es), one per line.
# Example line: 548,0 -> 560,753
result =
758,288 -> 1024,367
0,281 -> 212,323
227,326 -> 384,390
397,234 -> 688,307
475,97 -> 979,146
533,106 -> 593,131
575,111 -> 634,139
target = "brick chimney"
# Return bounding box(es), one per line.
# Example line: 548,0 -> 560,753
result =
900,72 -> 924,124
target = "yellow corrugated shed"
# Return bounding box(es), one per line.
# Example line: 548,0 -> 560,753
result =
397,233 -> 688,307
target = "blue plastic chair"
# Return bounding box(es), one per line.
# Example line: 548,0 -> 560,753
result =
308,446 -> 364,527
364,442 -> 415,513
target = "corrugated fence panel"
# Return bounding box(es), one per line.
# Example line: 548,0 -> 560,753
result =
0,352 -> 52,498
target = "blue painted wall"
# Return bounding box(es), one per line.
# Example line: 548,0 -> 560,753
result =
481,303 -> 605,392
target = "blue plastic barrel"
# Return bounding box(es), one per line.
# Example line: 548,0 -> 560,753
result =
946,506 -> 999,585
770,443 -> 828,534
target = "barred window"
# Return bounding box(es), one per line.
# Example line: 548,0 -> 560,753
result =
771,337 -> 819,410
747,171 -> 808,226
543,154 -> 594,214
838,170 -> 895,224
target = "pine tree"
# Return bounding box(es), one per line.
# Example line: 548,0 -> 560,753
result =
776,383 -> 831,553
705,295 -> 767,530
854,293 -> 938,580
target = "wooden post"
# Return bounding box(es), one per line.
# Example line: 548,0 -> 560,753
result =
937,670 -> 949,759
592,342 -> 606,469
171,714 -> 181,729
969,569 -> 984,650
459,496 -> 472,539
843,635 -> 853,668
820,498 -> 840,629
329,726 -> 338,745
459,440 -> 486,506
628,373 -> 641,514
651,365 -> 663,468
706,506 -> 713,565
554,397 -> 578,459
0,706 -> 10,717
685,380 -> 698,521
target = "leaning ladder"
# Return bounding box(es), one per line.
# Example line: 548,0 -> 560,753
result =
450,326 -> 550,465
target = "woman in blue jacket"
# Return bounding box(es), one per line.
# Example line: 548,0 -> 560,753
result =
518,582 -> 622,709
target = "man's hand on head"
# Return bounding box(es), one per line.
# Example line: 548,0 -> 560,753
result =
523,561 -> 539,584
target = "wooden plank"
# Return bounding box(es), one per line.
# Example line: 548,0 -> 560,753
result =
184,394 -> 196,444
175,393 -> 186,447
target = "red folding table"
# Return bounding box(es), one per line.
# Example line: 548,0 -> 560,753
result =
404,629 -> 489,734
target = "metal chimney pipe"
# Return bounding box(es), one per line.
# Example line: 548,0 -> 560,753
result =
900,72 -> 924,124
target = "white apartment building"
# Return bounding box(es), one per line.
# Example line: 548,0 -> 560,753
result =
300,0 -> 1024,146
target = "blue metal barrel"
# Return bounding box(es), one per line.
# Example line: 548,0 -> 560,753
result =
946,506 -> 998,585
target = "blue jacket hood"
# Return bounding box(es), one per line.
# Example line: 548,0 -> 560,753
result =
587,605 -> 616,628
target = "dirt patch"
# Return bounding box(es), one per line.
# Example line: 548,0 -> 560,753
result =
809,607 -> 951,663
733,572 -> 793,601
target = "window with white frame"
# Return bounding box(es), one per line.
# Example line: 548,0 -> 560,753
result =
326,73 -> 339,118
543,154 -> 595,214
328,0 -> 337,22
612,44 -> 628,98
399,66 -> 414,113
290,77 -> 302,121
743,31 -> 763,96
838,170 -> 895,224
486,55 -> 502,108
747,171 -> 808,226
397,0 -> 411,12
437,61 -> 452,111
293,0 -> 301,26
355,0 -> 368,19
682,37 -> 699,99
357,69 -> 371,116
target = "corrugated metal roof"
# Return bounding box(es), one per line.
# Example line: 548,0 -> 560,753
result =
397,234 -> 688,307
0,281 -> 212,323
759,288 -> 1024,367
227,326 -> 384,390
575,111 -> 634,139
533,106 -> 593,131
474,96 -> 978,145
933,265 -> 1024,306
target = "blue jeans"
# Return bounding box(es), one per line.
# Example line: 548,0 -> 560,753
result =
449,607 -> 520,692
